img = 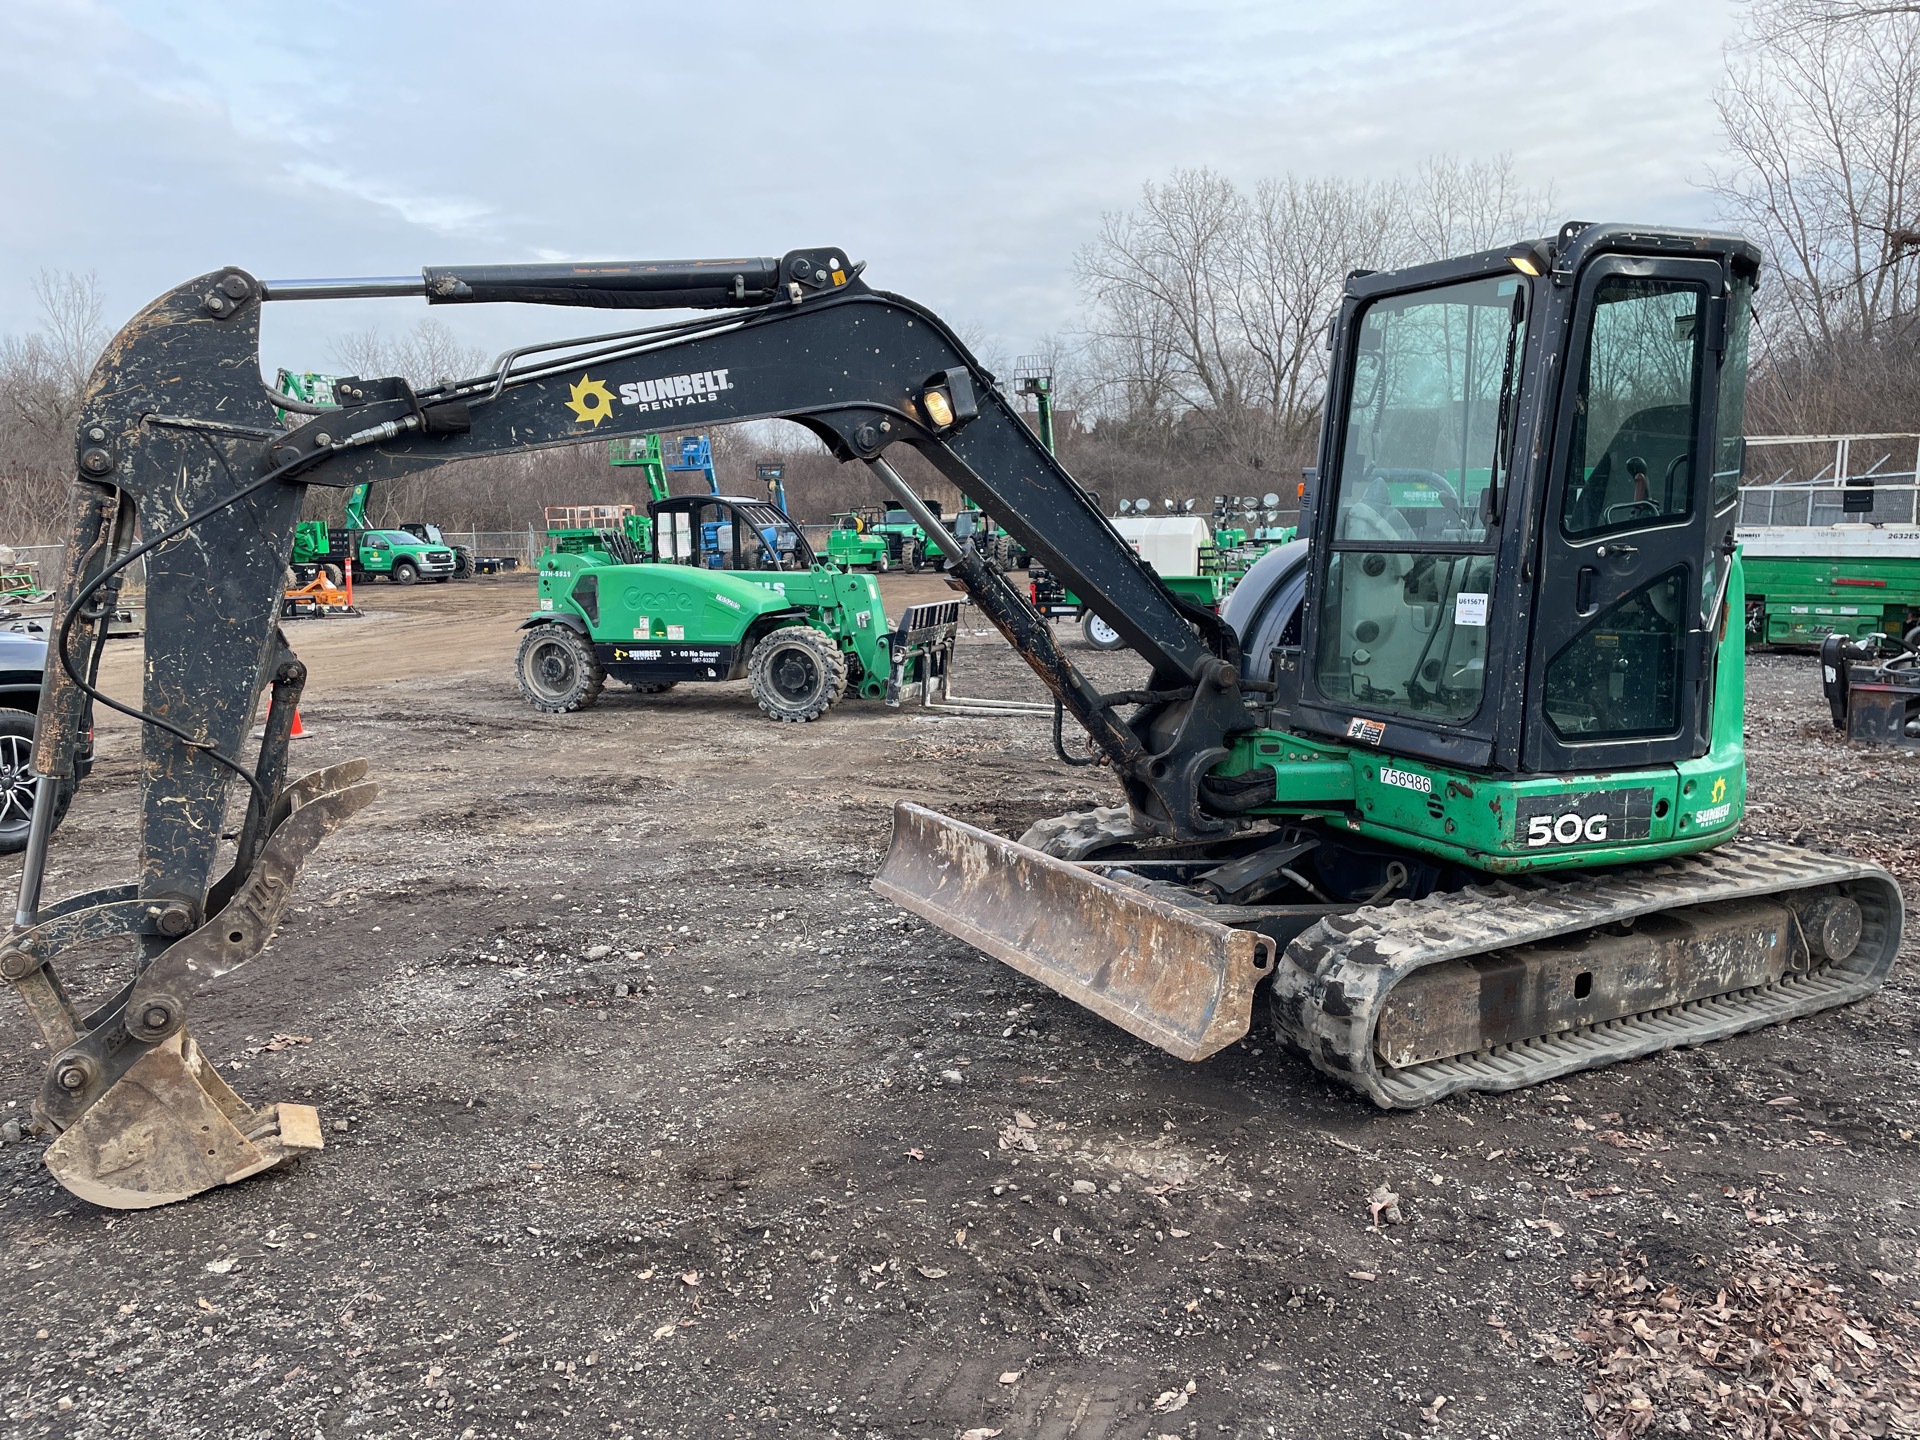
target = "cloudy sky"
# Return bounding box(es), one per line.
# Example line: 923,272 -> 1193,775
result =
2,0 -> 1743,374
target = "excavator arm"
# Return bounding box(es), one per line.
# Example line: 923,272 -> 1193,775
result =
10,249 -> 1260,1207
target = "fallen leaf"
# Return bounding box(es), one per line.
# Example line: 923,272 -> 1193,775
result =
1013,1111 -> 1037,1130
998,1370 -> 1022,1385
679,1271 -> 700,1287
904,1148 -> 926,1161
1152,1389 -> 1189,1413
915,1266 -> 948,1280
650,1323 -> 676,1341
1766,1095 -> 1799,1106
960,1430 -> 1003,1440
204,1257 -> 236,1275
1168,1228 -> 1191,1239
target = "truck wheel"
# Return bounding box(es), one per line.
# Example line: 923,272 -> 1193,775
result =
876,552 -> 890,573
393,560 -> 419,586
515,626 -> 605,713
1082,612 -> 1125,651
452,546 -> 475,580
0,710 -> 74,857
748,626 -> 847,723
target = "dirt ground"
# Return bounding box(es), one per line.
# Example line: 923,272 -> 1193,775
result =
3,574 -> 1919,1440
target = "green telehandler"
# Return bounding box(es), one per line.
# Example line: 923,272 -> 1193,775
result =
516,491 -> 954,722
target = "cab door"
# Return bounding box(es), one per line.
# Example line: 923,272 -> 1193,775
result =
1523,255 -> 1735,772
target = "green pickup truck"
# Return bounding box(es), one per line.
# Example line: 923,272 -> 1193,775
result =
290,520 -> 459,584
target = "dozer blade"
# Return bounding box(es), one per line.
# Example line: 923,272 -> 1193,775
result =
15,763 -> 375,1209
873,802 -> 1275,1060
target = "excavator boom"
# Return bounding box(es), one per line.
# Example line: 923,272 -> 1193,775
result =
9,248 -> 1255,1206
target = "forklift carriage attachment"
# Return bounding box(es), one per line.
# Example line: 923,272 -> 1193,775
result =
873,802 -> 1276,1061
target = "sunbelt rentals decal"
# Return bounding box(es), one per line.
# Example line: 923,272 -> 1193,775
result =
1692,775 -> 1733,828
562,369 -> 738,427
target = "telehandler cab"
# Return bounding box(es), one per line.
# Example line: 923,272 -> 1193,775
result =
6,227 -> 1902,1208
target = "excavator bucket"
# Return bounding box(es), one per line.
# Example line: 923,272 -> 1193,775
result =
45,1033 -> 324,1210
873,803 -> 1275,1060
8,762 -> 375,1209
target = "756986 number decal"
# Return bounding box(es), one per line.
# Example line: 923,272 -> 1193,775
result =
1514,788 -> 1654,849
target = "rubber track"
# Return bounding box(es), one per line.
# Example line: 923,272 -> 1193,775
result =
1269,840 -> 1905,1109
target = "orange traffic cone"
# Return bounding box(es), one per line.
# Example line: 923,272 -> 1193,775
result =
289,707 -> 307,738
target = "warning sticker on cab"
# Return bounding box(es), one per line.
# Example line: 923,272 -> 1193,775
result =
1346,716 -> 1387,746
1454,592 -> 1489,626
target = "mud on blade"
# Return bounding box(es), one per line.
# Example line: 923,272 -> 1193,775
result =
873,802 -> 1275,1061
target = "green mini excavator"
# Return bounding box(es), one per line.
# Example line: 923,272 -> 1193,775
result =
8,225 -> 1903,1208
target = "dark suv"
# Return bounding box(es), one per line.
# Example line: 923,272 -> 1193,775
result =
0,629 -> 84,855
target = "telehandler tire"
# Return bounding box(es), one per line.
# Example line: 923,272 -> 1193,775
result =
452,546 -> 475,580
393,560 -> 420,586
515,625 -> 605,713
748,626 -> 847,723
904,543 -> 924,574
320,563 -> 345,588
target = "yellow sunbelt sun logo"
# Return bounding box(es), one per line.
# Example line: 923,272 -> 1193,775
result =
565,374 -> 616,428
1711,776 -> 1727,804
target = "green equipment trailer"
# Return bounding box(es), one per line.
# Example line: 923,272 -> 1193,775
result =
516,492 -> 954,722
1736,439 -> 1920,646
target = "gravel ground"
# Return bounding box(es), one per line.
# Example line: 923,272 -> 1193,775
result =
1,578 -> 1916,1440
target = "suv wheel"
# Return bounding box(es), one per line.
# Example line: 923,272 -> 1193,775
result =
0,710 -> 75,856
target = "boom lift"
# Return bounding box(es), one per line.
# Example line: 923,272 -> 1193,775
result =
8,230 -> 1904,1209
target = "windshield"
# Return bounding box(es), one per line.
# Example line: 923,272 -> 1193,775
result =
1313,273 -> 1528,724
372,531 -> 420,547
1331,274 -> 1526,548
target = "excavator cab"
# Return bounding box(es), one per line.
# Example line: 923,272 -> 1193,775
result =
1291,228 -> 1755,778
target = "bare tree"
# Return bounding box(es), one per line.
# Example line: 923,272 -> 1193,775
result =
1069,158 -> 1553,509
0,272 -> 108,544
327,318 -> 489,386
1711,0 -> 1920,431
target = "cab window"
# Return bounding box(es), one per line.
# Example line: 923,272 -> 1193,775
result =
1560,277 -> 1707,540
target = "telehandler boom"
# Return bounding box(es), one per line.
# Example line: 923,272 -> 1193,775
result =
7,230 -> 1902,1208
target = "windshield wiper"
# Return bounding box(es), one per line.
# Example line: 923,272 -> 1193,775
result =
1482,287 -> 1527,527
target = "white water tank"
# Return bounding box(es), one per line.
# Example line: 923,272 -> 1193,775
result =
1113,515 -> 1213,577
